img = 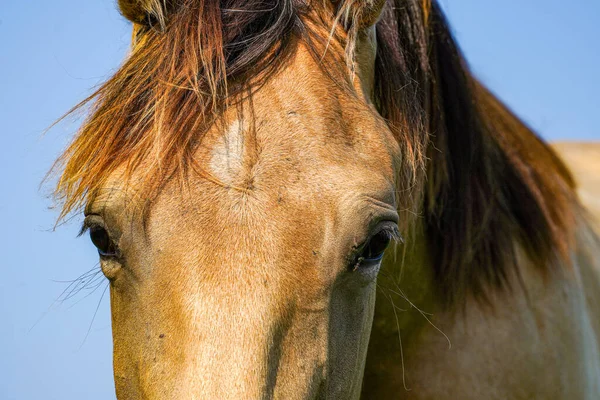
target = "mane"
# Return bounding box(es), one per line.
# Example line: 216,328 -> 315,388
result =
52,0 -> 578,305
374,1 -> 578,304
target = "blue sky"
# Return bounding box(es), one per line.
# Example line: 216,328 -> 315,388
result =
1,1 -> 598,399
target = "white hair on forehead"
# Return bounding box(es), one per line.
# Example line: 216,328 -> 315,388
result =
209,119 -> 246,184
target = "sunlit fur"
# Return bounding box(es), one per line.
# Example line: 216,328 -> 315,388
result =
51,0 -> 600,398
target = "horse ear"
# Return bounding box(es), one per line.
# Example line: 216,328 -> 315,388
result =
117,0 -> 177,28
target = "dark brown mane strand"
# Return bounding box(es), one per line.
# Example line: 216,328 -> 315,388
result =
375,1 -> 578,305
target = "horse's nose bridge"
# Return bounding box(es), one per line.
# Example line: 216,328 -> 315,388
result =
175,269 -> 287,389
168,261 -> 330,399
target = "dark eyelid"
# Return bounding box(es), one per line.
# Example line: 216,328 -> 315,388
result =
78,214 -> 107,237
361,222 -> 401,251
366,206 -> 399,234
83,203 -> 96,217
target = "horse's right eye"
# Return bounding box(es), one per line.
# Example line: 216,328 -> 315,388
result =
90,226 -> 117,257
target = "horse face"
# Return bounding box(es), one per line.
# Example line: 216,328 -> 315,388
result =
85,39 -> 399,398
67,0 -> 398,397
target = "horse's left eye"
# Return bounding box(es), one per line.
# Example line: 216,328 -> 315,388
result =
351,227 -> 396,272
360,230 -> 392,262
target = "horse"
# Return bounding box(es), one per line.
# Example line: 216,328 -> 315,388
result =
50,0 -> 600,398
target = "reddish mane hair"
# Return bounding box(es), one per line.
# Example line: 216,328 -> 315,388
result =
51,0 -> 578,305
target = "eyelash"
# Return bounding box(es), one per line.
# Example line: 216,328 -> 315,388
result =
78,220 -> 97,237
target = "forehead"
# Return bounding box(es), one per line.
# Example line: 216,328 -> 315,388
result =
202,53 -> 398,208
212,47 -> 397,178
93,44 -> 400,233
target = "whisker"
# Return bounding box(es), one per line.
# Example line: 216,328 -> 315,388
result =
60,270 -> 104,303
381,289 -> 410,391
66,278 -> 108,310
29,265 -> 103,333
78,282 -> 109,351
379,270 -> 452,349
